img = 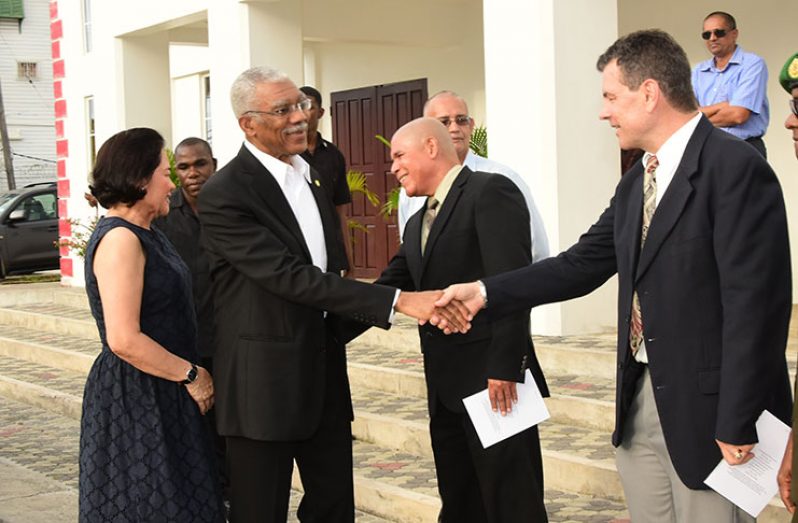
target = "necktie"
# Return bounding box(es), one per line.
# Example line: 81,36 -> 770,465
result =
420,197 -> 439,255
629,155 -> 658,356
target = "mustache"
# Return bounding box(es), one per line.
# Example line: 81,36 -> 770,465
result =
285,123 -> 308,134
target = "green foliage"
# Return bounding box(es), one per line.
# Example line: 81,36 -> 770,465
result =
470,125 -> 488,157
380,186 -> 400,218
375,134 -> 391,148
166,148 -> 180,187
346,171 -> 380,208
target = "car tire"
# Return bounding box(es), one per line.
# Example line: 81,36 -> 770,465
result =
0,256 -> 5,281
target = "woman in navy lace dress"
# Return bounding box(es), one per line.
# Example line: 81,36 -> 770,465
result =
79,128 -> 224,522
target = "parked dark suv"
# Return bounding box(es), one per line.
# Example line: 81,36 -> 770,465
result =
0,182 -> 59,279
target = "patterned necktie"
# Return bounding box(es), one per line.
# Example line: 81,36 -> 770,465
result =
420,197 -> 439,255
629,155 -> 658,356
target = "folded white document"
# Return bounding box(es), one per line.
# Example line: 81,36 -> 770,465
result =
462,368 -> 550,448
704,410 -> 791,518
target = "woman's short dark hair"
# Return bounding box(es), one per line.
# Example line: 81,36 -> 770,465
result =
90,127 -> 165,208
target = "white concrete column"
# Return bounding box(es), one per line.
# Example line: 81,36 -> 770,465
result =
115,32 -> 172,139
207,0 -> 304,164
483,0 -> 620,335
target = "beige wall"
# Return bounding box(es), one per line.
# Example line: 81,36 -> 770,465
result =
619,0 -> 798,299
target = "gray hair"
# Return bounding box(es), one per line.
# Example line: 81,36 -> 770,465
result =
230,66 -> 290,118
423,90 -> 470,115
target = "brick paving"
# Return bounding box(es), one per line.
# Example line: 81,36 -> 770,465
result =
0,395 -> 628,522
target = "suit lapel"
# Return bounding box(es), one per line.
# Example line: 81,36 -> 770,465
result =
404,213 -> 423,288
420,167 -> 469,276
634,117 -> 710,283
621,163 -> 645,281
239,146 -> 313,263
307,166 -> 345,270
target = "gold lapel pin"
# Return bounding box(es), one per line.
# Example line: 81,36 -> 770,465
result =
314,179 -> 321,187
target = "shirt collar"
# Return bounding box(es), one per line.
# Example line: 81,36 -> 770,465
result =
643,112 -> 702,174
463,150 -> 479,170
315,132 -> 328,150
703,45 -> 743,71
243,140 -> 312,189
432,164 -> 463,207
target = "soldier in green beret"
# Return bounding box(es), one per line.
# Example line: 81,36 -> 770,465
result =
777,52 -> 798,520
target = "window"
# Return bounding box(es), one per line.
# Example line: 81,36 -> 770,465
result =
17,62 -> 37,81
0,0 -> 24,20
202,74 -> 212,145
85,97 -> 96,167
82,0 -> 93,53
17,193 -> 57,222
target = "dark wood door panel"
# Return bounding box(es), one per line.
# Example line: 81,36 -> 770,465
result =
332,79 -> 427,278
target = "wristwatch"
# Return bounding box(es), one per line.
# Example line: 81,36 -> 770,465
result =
181,363 -> 198,385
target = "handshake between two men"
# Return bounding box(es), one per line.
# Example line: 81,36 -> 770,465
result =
395,283 -> 486,335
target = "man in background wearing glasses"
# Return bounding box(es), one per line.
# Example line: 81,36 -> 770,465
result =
397,91 -> 550,263
691,11 -> 770,158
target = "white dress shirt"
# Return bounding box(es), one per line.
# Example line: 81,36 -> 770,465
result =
244,140 -> 327,272
397,150 -> 550,262
635,112 -> 702,364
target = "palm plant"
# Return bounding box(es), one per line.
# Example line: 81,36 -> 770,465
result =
346,170 -> 381,233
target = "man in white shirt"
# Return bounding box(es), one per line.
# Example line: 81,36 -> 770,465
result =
397,91 -> 549,262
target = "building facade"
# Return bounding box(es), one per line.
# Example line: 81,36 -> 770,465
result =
52,0 -> 797,336
0,0 -> 56,190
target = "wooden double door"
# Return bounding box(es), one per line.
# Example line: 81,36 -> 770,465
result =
331,78 -> 427,279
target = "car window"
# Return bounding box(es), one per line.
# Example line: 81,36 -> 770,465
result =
15,193 -> 57,222
0,192 -> 20,215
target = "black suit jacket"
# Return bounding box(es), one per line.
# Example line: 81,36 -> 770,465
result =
197,145 -> 396,441
483,116 -> 792,489
375,167 -> 548,414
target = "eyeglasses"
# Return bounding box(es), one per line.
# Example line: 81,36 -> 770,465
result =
790,99 -> 798,118
245,98 -> 312,118
701,29 -> 728,40
438,115 -> 471,127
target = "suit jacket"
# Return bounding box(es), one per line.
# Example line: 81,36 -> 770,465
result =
483,116 -> 792,489
197,144 -> 396,441
375,167 -> 548,414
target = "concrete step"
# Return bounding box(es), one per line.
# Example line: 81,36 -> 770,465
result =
0,367 -> 633,522
0,303 -> 96,340
348,341 -> 616,432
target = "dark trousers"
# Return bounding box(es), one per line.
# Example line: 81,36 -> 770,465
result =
745,136 -> 767,159
202,357 -> 229,501
226,353 -> 354,523
430,398 -> 548,523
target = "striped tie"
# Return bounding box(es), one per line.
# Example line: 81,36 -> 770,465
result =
421,197 -> 439,255
629,155 -> 658,356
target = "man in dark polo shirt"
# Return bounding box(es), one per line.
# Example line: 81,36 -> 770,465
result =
299,85 -> 353,274
152,137 -> 227,500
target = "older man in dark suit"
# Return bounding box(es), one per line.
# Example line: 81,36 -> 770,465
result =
351,117 -> 549,522
198,66 -> 457,523
437,30 -> 792,522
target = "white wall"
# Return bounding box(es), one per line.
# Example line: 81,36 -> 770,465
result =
0,0 -> 56,190
302,0 -> 486,140
619,0 -> 798,301
170,44 -> 209,147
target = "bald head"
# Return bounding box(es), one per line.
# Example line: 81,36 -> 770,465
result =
423,91 -> 474,162
390,117 -> 460,197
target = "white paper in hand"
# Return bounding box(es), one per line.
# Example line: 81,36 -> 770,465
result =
462,368 -> 550,448
704,410 -> 791,518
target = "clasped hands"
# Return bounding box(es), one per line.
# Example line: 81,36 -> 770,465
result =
394,281 -> 487,334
